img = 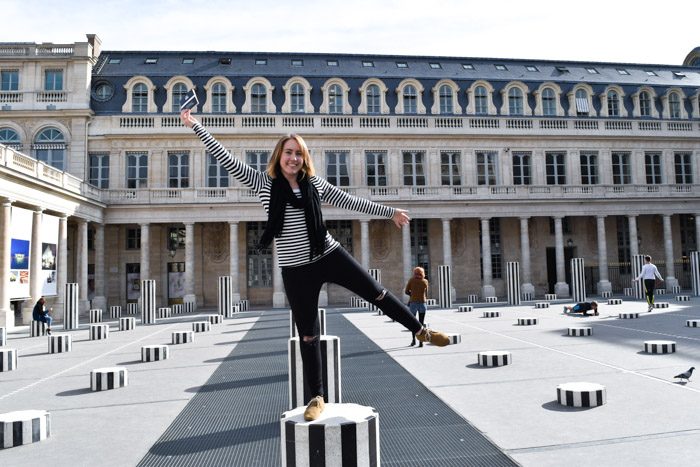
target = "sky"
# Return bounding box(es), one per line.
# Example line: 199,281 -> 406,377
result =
2,0 -> 698,66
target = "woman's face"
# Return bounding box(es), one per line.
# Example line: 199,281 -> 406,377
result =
279,138 -> 303,180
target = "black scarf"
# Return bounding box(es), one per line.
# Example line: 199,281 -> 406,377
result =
258,172 -> 327,260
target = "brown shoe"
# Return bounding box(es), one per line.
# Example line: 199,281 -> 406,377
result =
303,396 -> 325,421
415,327 -> 450,347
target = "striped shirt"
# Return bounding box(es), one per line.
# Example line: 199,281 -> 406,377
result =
193,123 -> 396,267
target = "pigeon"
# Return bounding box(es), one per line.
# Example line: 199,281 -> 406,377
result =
674,367 -> 695,382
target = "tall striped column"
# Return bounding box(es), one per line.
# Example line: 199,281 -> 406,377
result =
218,276 -> 233,316
691,251 -> 700,297
64,283 -> 79,330
140,280 -> 156,325
438,265 -> 452,309
571,258 -> 586,303
506,262 -> 521,306
368,269 -> 381,313
632,254 -> 645,300
288,335 -> 341,410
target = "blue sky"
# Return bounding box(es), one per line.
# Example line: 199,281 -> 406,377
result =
2,0 -> 698,65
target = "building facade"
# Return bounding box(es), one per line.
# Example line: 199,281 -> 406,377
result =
1,35 -> 700,327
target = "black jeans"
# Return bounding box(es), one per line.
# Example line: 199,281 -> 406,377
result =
282,247 -> 423,400
643,279 -> 656,305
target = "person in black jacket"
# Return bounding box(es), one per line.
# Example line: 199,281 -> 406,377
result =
32,296 -> 53,334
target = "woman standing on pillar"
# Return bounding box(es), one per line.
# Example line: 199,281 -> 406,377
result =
181,110 -> 449,421
634,255 -> 664,312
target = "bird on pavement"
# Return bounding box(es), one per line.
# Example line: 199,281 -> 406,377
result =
674,367 -> 695,382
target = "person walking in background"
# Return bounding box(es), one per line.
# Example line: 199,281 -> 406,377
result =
634,255 -> 664,312
405,267 -> 429,347
32,296 -> 52,335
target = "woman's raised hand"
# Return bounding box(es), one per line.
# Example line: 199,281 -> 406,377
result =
180,109 -> 198,128
392,208 -> 411,229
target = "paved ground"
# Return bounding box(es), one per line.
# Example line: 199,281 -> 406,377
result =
0,294 -> 698,466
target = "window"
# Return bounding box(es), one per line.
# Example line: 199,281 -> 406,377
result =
403,85 -> 417,114
168,152 -> 189,188
1,70 -> 19,91
542,88 -> 556,116
679,214 -> 697,258
0,127 -> 21,149
675,152 -> 693,184
475,86 -> 488,115
462,63 -> 474,70
526,65 -> 539,72
512,152 -> 531,185
495,64 -> 507,71
108,58 -> 121,64
88,153 -> 109,189
607,91 -> 620,117
410,219 -> 430,275
291,59 -> 303,67
126,152 -> 148,188
182,58 -> 195,64
396,62 -> 408,68
212,82 -> 227,113
586,67 -> 599,74
33,128 -> 65,170
616,217 -> 631,269
246,151 -> 269,172
403,151 -> 425,186
93,82 -> 114,101
251,83 -> 267,113
476,151 -> 498,186
645,70 -> 657,76
365,151 -> 387,186
575,89 -> 589,116
206,153 -> 229,187
639,91 -> 652,117
247,222 -> 272,287
616,69 -> 629,75
327,60 -> 338,66
328,84 -> 343,114
556,66 -> 569,73
367,84 -> 381,114
508,88 -> 524,115
440,151 -> 461,186
326,220 -> 353,254
44,69 -> 63,91
145,58 -> 158,64
255,59 -> 267,65
644,152 -> 662,184
171,83 -> 188,113
219,57 -> 231,65
325,151 -> 350,186
611,152 -> 631,185
580,152 -> 599,185
669,92 -> 681,119
429,63 -> 441,69
439,85 -> 453,114
132,83 -> 148,113
291,83 -> 305,113
362,61 -> 374,67
126,228 -> 141,249
479,218 -> 502,279
546,152 -> 566,185
673,71 -> 686,79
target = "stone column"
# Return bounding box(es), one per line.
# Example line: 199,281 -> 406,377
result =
0,199 -> 12,328
480,217 -> 495,298
21,207 -> 44,323
92,223 -> 106,311
183,222 -> 196,306
360,220 -> 370,270
53,214 -> 68,322
628,215 -> 639,258
553,216 -> 570,297
696,214 -> 700,254
228,221 -> 240,302
272,242 -> 286,308
77,218 -> 89,312
520,217 -> 535,297
663,214 -> 679,288
140,223 -> 150,281
402,221 -> 412,286
442,218 -> 455,300
596,216 -> 612,293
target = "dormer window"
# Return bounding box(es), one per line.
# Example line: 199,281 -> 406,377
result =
526,66 -> 539,72
291,59 -> 303,67
326,60 -> 338,66
182,58 -> 195,64
586,67 -> 598,74
396,62 -> 408,68
255,59 -> 267,65
556,66 -> 569,73
495,64 -> 507,71
219,57 -> 232,65
429,63 -> 441,69
108,58 -> 121,64
645,70 -> 657,76
462,64 -> 474,70
673,71 -> 686,78
145,58 -> 158,64
616,69 -> 629,75
362,61 -> 374,67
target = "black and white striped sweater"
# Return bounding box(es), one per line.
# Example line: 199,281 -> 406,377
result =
193,123 -> 395,267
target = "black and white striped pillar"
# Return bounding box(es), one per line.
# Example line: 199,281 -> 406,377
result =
522,292 -> 534,301
288,335 -> 341,410
141,345 -> 169,362
172,304 -> 183,314
109,306 -> 121,319
535,302 -> 550,309
89,309 -> 102,323
671,285 -> 681,294
126,302 -> 138,315
506,262 -> 521,306
218,276 -> 233,316
290,309 -> 326,338
644,340 -> 676,354
654,302 -> 670,309
30,321 -> 47,337
89,324 -> 109,341
601,291 -> 612,298
571,258 -> 586,303
280,403 -> 379,467
0,410 -> 50,448
544,293 -> 556,301
0,327 -> 5,346
157,307 -> 172,319
225,304 -> 240,318
208,314 -> 223,325
623,287 -> 633,297
90,367 -> 128,391
368,269 -> 381,313
172,331 -> 194,344
568,327 -> 592,336
458,305 -> 473,313
141,280 -> 156,325
467,294 -> 479,304
64,283 -> 79,330
517,317 -> 538,326
686,320 -> 700,327
691,251 -> 700,297
0,348 -> 18,372
119,317 -> 136,331
632,254 -> 645,300
677,295 -> 690,302
183,300 -> 196,313
608,298 -> 622,305
557,382 -> 606,408
485,296 -> 498,303
438,265 -> 452,309
48,334 -> 72,353
477,351 -> 511,367
619,312 -> 640,319
192,321 -> 210,333
238,300 -> 249,312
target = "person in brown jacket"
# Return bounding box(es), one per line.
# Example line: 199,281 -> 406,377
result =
405,267 -> 429,347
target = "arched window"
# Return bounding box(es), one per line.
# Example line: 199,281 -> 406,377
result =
607,90 -> 620,117
251,83 -> 267,113
329,84 -> 343,114
669,92 -> 681,119
0,127 -> 21,149
475,86 -> 488,115
508,87 -> 523,115
542,88 -> 556,116
34,127 -> 65,170
291,83 -> 305,113
212,82 -> 227,113
171,83 -> 188,113
575,89 -> 589,116
367,84 -> 381,114
439,85 -> 453,114
403,84 -> 417,114
132,83 -> 148,113
640,91 -> 651,117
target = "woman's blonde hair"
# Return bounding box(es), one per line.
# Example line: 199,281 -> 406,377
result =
413,266 -> 425,278
266,134 -> 316,179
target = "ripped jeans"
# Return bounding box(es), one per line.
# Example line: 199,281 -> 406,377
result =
282,246 -> 423,401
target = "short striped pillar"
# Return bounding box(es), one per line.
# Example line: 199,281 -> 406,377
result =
237,300 -> 249,312
477,351 -> 511,367
350,296 -> 360,308
192,321 -> 210,333
280,403 -> 379,467
208,314 -> 223,325
290,309 -> 326,338
89,308 -> 102,323
225,304 -> 240,318
686,320 -> 700,327
119,317 -> 136,331
141,345 -> 169,362
30,320 -> 47,337
517,317 -> 538,326
568,327 -> 592,336
623,287 -> 633,296
0,327 -> 5,346
535,302 -> 550,309
557,382 -> 606,408
632,254 -> 645,300
90,367 -> 127,391
457,305 -> 473,313
483,311 -> 500,318
64,283 -> 79,330
172,304 -> 183,314
676,295 -> 689,302
126,302 -> 138,315
426,298 -> 437,307
438,265 -> 452,309
368,269 -> 381,313
644,340 -> 676,354
157,307 -> 172,319
438,333 -> 461,345
183,300 -> 196,313
485,296 -> 498,303
608,298 -> 622,305
655,288 -> 666,296
109,306 -> 121,319
89,324 -> 109,341
172,331 -> 194,344
467,294 -> 479,304
506,262 -> 521,306
140,280 -> 156,325
48,334 -> 72,353
218,275 -> 233,316
288,335 -> 341,410
671,285 -> 681,294
0,348 -> 18,372
544,293 -> 557,301
522,292 -> 534,301
654,302 -> 670,309
571,258 -> 586,303
692,252 -> 700,296
0,410 -> 50,448
600,291 -> 612,298
619,312 -> 639,319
